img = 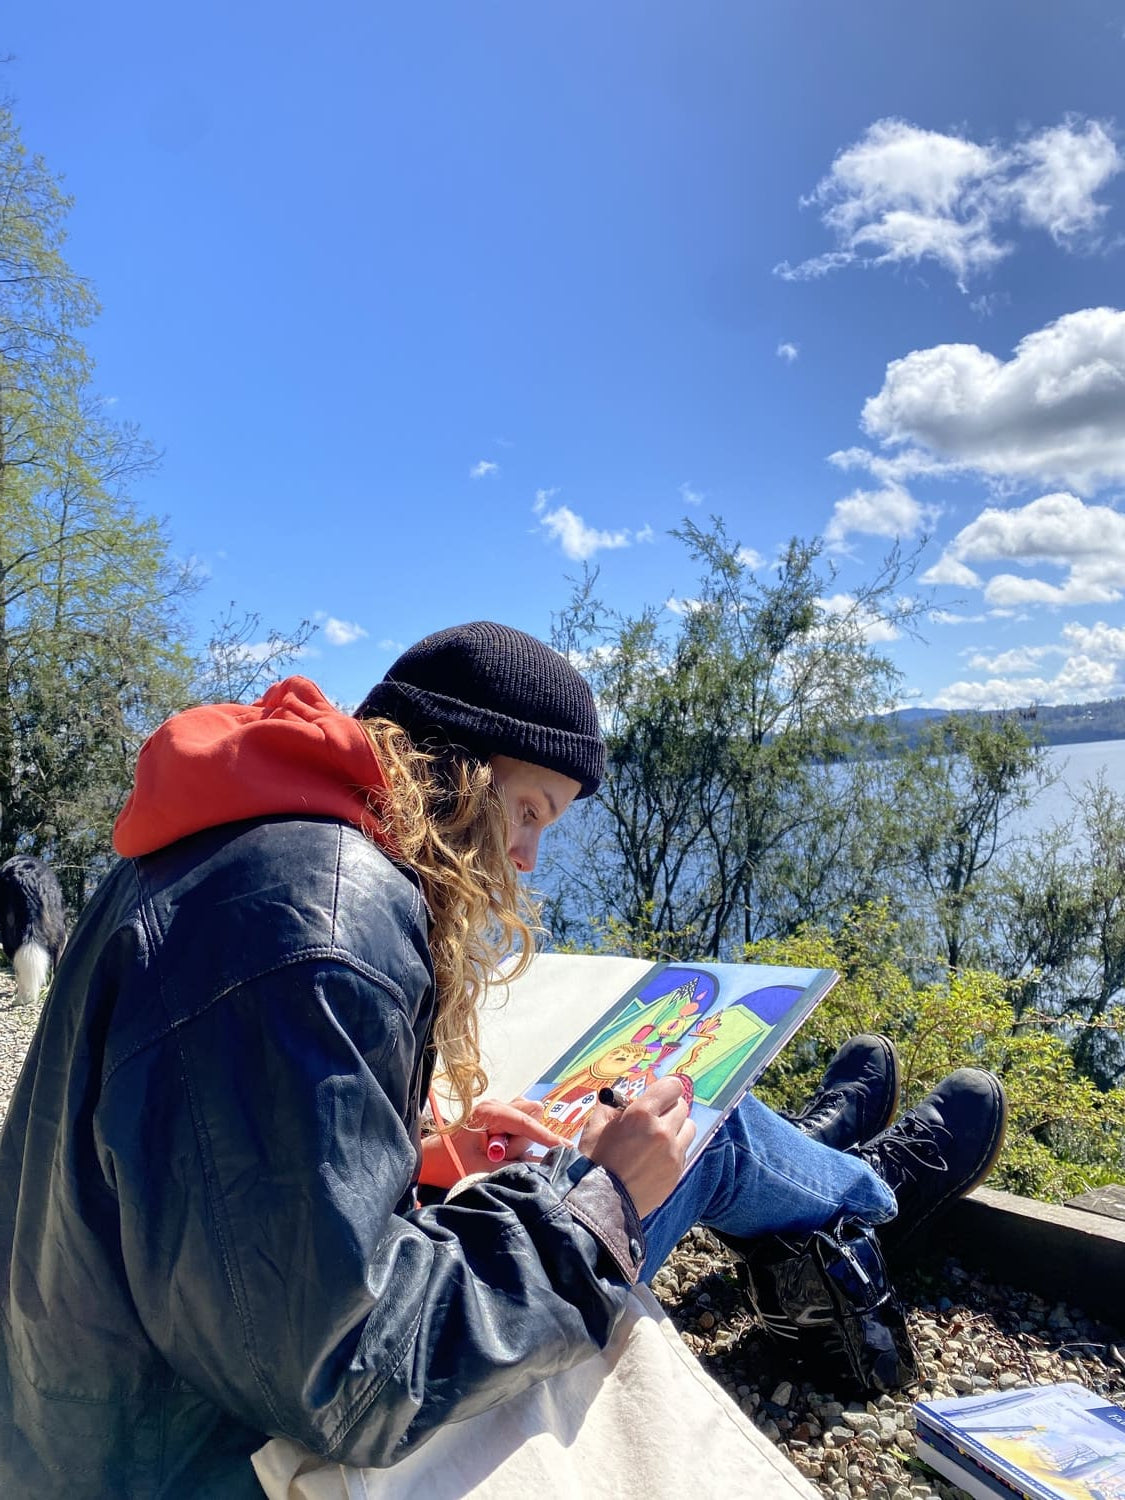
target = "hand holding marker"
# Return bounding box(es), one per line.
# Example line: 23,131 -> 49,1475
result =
487,1090 -> 625,1161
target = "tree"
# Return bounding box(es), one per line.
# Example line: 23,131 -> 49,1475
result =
990,775 -> 1125,1089
745,906 -> 1125,1203
196,603 -> 318,707
0,103 -> 310,906
545,518 -> 921,956
879,714 -> 1047,968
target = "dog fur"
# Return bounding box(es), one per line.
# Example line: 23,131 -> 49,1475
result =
0,855 -> 67,1006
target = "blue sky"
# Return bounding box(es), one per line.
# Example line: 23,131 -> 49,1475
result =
8,1 -> 1125,711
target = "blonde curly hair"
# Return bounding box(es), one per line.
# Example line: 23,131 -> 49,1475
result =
358,717 -> 540,1128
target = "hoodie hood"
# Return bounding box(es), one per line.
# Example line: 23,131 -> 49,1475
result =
114,676 -> 395,858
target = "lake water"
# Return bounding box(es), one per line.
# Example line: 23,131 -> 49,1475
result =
1016,738 -> 1125,838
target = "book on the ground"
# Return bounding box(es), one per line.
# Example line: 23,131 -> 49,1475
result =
517,959 -> 838,1175
914,1381 -> 1125,1500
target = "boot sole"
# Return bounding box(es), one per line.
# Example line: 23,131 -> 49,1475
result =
881,1070 -> 1009,1261
869,1034 -> 902,1141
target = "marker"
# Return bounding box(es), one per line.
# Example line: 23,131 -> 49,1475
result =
485,1134 -> 509,1163
597,1087 -> 628,1111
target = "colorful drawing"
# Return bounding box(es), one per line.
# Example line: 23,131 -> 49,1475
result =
522,961 -> 836,1166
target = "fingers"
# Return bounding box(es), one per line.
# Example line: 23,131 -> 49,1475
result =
468,1099 -> 565,1149
639,1076 -> 691,1117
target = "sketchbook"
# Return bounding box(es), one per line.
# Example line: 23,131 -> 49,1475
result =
915,1382 -> 1125,1500
516,959 -> 838,1174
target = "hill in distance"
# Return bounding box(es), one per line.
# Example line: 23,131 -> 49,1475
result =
883,697 -> 1125,747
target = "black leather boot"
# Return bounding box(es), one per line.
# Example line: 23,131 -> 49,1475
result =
720,1216 -> 919,1396
780,1034 -> 901,1153
851,1067 -> 1008,1262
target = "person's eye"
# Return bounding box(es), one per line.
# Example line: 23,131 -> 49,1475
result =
523,803 -> 540,825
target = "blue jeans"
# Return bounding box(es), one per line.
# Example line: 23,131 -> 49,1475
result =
640,1091 -> 897,1277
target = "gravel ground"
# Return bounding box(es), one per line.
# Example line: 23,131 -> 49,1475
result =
0,973 -> 40,1127
2,973 -> 1123,1500
651,1226 -> 1125,1500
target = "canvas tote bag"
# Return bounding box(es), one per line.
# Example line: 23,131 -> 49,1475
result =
251,1284 -> 819,1500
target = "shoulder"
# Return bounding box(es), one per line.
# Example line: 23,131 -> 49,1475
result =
128,816 -> 434,1019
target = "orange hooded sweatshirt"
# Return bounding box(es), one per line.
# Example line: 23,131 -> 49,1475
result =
114,676 -> 394,858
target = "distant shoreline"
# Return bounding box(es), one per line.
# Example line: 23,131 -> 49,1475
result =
885,696 -> 1125,749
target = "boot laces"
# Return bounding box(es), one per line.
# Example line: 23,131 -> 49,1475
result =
866,1112 -> 951,1182
788,1086 -> 846,1127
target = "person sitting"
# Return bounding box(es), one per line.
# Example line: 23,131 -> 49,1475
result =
0,622 -> 1006,1497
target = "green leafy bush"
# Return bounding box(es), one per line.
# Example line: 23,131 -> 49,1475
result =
559,900 -> 1125,1202
745,904 -> 1125,1202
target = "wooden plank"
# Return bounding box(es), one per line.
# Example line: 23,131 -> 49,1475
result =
1065,1183 -> 1125,1222
934,1187 -> 1125,1326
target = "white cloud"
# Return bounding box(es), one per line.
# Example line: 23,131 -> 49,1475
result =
665,596 -> 705,616
964,645 -> 1054,673
776,341 -> 800,363
323,617 -> 369,646
921,554 -> 982,587
819,592 -> 900,643
861,308 -> 1125,492
1008,118 -> 1121,243
532,491 -> 641,562
926,613 -> 1125,712
737,546 -> 765,570
470,460 -> 500,479
777,116 -> 1121,289
969,292 -> 1007,318
825,482 -> 931,548
1060,620 -> 1125,658
925,492 -> 1125,608
237,640 -> 283,664
930,655 -> 1122,710
680,482 -> 703,507
828,444 -> 955,486
377,637 -> 405,653
929,608 -> 989,625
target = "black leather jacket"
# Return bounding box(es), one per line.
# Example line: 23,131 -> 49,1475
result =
0,817 -> 644,1497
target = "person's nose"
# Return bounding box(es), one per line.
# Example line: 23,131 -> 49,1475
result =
508,828 -> 540,874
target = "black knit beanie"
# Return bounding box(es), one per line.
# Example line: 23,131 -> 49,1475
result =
354,622 -> 605,798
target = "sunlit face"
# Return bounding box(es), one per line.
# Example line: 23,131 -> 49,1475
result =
591,1044 -> 646,1078
490,754 -> 582,874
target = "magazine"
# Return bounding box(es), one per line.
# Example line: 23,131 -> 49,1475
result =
915,1382 -> 1125,1500
518,959 -> 838,1174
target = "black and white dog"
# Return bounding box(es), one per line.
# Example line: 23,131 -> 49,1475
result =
0,855 -> 67,1006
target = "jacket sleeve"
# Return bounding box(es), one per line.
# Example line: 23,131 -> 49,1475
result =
96,956 -> 646,1468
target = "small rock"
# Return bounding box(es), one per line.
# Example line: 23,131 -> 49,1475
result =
841,1411 -> 879,1432
770,1379 -> 793,1407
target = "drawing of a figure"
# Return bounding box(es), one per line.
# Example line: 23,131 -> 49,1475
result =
533,967 -> 814,1136
537,1041 -> 654,1141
